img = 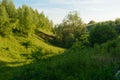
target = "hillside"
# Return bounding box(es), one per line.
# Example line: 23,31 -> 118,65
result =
0,34 -> 65,66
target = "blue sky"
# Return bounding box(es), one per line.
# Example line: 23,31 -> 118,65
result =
13,0 -> 120,24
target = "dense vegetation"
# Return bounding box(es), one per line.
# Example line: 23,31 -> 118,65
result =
0,0 -> 53,37
10,38 -> 120,80
0,0 -> 120,80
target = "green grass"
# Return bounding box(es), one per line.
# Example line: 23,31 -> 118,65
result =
0,36 -> 25,62
29,34 -> 64,55
0,34 -> 65,64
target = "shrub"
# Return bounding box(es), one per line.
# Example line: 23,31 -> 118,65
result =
31,47 -> 43,60
21,40 -> 32,48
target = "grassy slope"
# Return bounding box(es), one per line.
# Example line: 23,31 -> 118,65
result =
0,34 -> 64,64
0,34 -> 65,80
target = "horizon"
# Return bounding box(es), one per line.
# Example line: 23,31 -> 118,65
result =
9,0 -> 120,24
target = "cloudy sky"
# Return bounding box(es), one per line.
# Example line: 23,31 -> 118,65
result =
14,0 -> 120,24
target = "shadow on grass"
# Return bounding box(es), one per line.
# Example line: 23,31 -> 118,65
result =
0,61 -> 15,80
0,47 -> 120,80
7,52 -> 120,80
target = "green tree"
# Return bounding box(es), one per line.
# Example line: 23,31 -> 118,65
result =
6,0 -> 17,18
87,20 -> 96,32
1,0 -> 7,7
88,20 -> 96,25
55,11 -> 86,48
115,18 -> 120,34
0,4 -> 10,36
36,12 -> 53,32
17,5 -> 35,36
6,0 -> 19,34
33,9 -> 39,29
89,22 -> 118,46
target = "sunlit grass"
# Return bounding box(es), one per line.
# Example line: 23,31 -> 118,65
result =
0,34 -> 65,65
30,34 -> 65,54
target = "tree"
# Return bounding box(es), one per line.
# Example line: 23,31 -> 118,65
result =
115,18 -> 120,34
6,0 -> 17,19
87,20 -> 97,32
1,0 -> 7,7
6,0 -> 19,34
0,4 -> 10,36
88,20 -> 96,25
89,22 -> 118,46
36,12 -> 54,32
55,11 -> 86,48
17,5 -> 35,36
33,9 -> 39,29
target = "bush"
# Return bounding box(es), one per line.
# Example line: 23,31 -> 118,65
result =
21,40 -> 32,48
31,47 -> 43,60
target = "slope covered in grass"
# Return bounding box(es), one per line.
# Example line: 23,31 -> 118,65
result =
0,34 -> 65,80
0,34 -> 64,64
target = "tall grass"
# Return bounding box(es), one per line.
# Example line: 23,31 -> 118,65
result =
10,39 -> 120,80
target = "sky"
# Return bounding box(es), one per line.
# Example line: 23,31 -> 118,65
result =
13,0 -> 120,24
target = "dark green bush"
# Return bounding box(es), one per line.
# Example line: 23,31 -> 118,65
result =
31,47 -> 43,60
21,40 -> 32,48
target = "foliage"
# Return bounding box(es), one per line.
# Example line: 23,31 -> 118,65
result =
115,18 -> 120,34
36,12 -> 54,32
72,34 -> 90,50
0,0 -> 120,80
17,5 -> 35,36
0,4 -> 10,36
55,11 -> 86,48
31,47 -> 43,60
0,0 -> 54,37
10,39 -> 120,80
88,20 -> 96,24
89,21 -> 118,46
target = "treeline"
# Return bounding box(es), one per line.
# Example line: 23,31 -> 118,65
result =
54,12 -> 120,48
0,0 -> 53,37
88,20 -> 120,46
